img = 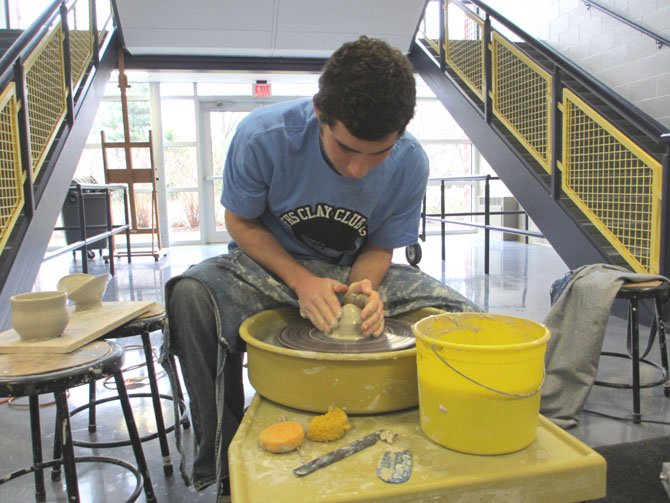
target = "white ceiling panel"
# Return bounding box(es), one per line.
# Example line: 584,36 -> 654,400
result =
114,0 -> 425,58
116,0 -> 277,31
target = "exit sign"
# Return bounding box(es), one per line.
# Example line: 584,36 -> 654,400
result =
253,80 -> 271,98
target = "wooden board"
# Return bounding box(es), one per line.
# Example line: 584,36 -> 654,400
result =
0,301 -> 156,354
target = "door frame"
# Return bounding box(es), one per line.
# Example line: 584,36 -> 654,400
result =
197,96 -> 302,243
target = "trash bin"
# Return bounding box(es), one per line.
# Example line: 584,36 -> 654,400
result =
61,183 -> 110,255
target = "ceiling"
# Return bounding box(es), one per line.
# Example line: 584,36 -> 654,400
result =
114,0 -> 427,59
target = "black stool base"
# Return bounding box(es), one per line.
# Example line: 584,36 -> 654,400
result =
593,280 -> 670,423
595,351 -> 668,389
70,391 -> 188,477
0,455 -> 143,502
71,392 -> 187,448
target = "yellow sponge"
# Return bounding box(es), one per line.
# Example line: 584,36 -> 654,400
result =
306,406 -> 351,442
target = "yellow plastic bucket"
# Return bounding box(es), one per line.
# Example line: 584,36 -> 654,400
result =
412,313 -> 550,455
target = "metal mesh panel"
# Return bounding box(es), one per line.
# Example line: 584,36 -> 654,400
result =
492,32 -> 552,172
24,23 -> 67,178
562,90 -> 661,274
69,29 -> 93,88
68,0 -> 93,90
445,1 -> 484,100
0,84 -> 23,255
424,37 -> 440,54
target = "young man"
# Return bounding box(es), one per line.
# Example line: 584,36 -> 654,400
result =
165,36 -> 478,499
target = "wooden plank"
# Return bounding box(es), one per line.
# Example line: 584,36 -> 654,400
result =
0,300 -> 155,354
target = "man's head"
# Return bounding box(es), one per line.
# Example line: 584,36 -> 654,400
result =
314,36 -> 417,142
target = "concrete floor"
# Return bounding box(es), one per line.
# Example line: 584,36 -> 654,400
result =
1,232 -> 669,501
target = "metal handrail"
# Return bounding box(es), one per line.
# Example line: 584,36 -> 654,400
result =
421,175 -> 542,274
456,0 -> 670,143
583,0 -> 670,49
0,0 -> 64,87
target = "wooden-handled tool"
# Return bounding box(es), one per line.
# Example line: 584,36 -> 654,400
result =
293,430 -> 383,477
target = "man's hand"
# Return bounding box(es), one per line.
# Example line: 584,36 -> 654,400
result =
344,279 -> 384,337
295,276 -> 347,333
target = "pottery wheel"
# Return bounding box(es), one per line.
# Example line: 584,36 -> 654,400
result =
277,319 -> 414,353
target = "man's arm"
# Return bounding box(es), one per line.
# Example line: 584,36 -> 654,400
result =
225,210 -> 345,332
345,242 -> 393,336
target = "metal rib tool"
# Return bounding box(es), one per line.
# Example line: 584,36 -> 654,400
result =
293,430 -> 383,477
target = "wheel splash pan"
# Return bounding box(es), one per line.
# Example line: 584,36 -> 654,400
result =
239,306 -> 443,414
277,318 -> 415,353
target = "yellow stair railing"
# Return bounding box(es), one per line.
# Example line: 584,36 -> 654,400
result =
418,0 -> 669,275
0,0 -> 113,259
0,83 -> 22,255
561,89 -> 662,274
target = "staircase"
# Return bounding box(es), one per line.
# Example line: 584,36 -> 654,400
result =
0,0 -> 117,330
410,0 -> 669,278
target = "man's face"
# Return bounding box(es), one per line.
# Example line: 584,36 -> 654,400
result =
319,120 -> 399,179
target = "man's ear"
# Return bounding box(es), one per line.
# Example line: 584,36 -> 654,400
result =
313,96 -> 321,121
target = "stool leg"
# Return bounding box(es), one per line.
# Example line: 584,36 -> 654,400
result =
29,395 -> 46,502
654,297 -> 670,397
169,354 -> 190,429
630,298 -> 642,423
51,394 -> 62,482
88,381 -> 97,433
54,390 -> 80,502
113,371 -> 156,502
141,331 -> 173,476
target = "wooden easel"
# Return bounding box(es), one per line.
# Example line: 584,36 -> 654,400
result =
100,49 -> 164,261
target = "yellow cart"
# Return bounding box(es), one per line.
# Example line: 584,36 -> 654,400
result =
229,395 -> 606,502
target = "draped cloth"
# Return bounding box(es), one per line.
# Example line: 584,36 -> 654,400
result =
540,264 -> 670,429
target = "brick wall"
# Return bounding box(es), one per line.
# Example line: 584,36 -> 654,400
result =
485,0 -> 670,128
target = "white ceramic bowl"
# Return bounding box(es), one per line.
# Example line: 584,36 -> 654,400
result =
11,291 -> 70,341
57,273 -> 110,311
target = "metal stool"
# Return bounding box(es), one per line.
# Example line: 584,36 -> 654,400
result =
594,279 -> 670,423
0,340 -> 155,502
70,303 -> 188,477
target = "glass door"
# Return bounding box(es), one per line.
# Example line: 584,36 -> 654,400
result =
198,97 -> 296,242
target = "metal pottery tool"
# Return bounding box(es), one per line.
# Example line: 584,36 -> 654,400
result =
377,449 -> 412,483
293,430 -> 384,476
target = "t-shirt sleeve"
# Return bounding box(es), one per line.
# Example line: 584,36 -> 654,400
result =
367,146 -> 429,250
220,127 -> 268,219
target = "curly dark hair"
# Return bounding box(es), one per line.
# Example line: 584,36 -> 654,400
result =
314,36 -> 416,141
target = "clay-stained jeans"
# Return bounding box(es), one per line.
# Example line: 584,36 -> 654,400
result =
166,278 -> 244,493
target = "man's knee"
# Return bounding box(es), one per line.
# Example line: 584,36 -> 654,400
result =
167,277 -> 218,348
169,277 -> 211,307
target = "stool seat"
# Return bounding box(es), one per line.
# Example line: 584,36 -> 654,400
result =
108,304 -> 167,338
617,280 -> 670,300
0,341 -> 121,395
0,341 -> 155,502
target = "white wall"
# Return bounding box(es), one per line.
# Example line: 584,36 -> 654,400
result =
485,0 -> 670,129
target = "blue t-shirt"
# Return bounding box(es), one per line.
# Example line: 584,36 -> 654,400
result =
221,98 -> 428,266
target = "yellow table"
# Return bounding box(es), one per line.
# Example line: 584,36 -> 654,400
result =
229,396 -> 606,502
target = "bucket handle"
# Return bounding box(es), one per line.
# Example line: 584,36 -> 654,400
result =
431,345 -> 544,398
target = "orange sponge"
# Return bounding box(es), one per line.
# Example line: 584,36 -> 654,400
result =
258,421 -> 305,453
